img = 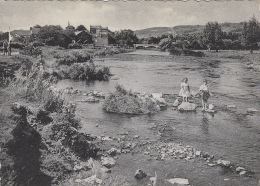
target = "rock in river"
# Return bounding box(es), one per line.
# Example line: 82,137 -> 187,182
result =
134,169 -> 147,180
217,160 -> 231,167
101,157 -> 116,168
81,96 -> 100,103
178,102 -> 196,111
107,148 -> 120,156
247,108 -> 259,113
83,175 -> 102,185
236,167 -> 245,173
167,178 -> 189,185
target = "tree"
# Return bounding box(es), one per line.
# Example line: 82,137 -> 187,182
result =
242,16 -> 260,53
203,22 -> 223,52
76,25 -> 87,31
0,32 -> 9,41
115,29 -> 139,48
38,25 -> 72,48
38,25 -> 63,40
158,35 -> 173,51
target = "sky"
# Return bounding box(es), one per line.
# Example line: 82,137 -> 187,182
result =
0,0 -> 259,32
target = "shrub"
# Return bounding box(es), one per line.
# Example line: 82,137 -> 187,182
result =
58,63 -> 110,81
32,41 -> 44,47
19,45 -> 42,57
43,90 -> 64,113
68,43 -> 82,49
56,52 -> 90,66
10,42 -> 25,49
103,85 -> 160,114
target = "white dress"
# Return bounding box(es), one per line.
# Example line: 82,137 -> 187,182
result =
179,82 -> 190,97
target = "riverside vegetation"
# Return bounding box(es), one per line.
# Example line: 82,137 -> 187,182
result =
0,47 -> 129,185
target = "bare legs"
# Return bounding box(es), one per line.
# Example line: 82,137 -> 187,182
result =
183,96 -> 188,102
202,99 -> 208,110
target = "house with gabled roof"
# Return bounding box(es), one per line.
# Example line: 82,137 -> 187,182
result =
74,30 -> 93,44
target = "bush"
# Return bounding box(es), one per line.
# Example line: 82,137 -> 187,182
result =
56,52 -> 90,66
103,85 -> 160,114
19,45 -> 42,57
169,48 -> 205,57
10,42 -> 25,49
68,43 -> 82,49
93,48 -> 120,57
58,63 -> 110,81
32,41 -> 44,47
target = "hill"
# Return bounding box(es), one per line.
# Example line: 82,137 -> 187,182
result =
134,22 -> 244,38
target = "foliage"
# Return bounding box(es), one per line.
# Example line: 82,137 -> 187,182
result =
10,42 -> 25,49
56,52 -> 90,65
19,45 -> 42,57
76,25 -> 87,31
158,35 -> 174,51
58,63 -> 110,81
203,22 -> 223,52
242,16 -> 260,53
68,43 -> 82,49
115,29 -> 139,47
38,25 -> 73,48
38,25 -> 64,40
0,32 -> 9,41
103,85 -> 160,114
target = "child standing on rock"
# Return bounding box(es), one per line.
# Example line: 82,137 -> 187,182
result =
199,79 -> 210,110
179,78 -> 190,102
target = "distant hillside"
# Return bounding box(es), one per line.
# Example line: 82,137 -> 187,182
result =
134,23 -> 244,38
134,27 -> 177,38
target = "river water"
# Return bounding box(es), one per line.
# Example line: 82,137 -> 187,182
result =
57,50 -> 260,185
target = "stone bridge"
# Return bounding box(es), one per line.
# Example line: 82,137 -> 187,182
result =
134,44 -> 159,49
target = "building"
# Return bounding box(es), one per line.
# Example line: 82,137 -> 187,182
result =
90,25 -> 109,48
10,30 -> 31,44
74,30 -> 93,44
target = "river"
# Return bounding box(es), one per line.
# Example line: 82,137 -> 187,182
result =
56,50 -> 260,185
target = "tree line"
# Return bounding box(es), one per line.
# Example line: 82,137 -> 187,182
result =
157,16 -> 260,53
0,24 -> 139,49
0,16 -> 259,52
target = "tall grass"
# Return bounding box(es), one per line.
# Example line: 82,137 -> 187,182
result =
55,52 -> 90,66
103,85 -> 160,114
58,63 -> 110,81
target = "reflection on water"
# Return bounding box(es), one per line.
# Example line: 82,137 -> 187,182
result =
201,115 -> 209,134
56,50 -> 260,178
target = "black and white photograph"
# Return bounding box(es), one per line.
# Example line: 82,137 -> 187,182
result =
0,0 -> 259,185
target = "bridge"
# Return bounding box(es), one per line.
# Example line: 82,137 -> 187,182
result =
134,44 -> 159,49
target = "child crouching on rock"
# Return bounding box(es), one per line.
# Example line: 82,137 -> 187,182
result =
199,79 -> 210,110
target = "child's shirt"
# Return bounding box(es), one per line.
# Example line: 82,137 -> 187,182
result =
199,84 -> 209,91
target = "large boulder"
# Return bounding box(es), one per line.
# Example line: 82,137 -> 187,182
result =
178,102 -> 197,111
101,157 -> 116,168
